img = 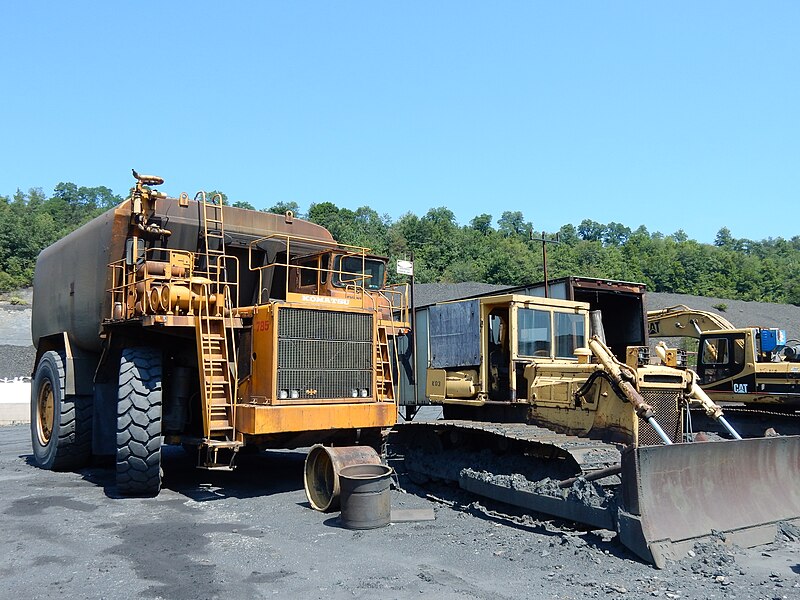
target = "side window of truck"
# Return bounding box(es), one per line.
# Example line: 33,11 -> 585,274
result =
299,259 -> 318,287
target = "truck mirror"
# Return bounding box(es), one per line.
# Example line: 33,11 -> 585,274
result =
125,237 -> 145,266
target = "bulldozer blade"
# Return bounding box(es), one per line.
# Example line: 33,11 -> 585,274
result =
617,436 -> 800,568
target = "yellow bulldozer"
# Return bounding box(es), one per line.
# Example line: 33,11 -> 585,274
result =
396,291 -> 800,567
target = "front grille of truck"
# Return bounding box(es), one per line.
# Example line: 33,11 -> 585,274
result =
277,308 -> 373,400
638,389 -> 683,445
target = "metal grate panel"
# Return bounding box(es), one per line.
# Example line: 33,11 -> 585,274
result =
638,389 -> 683,446
279,307 -> 373,341
277,308 -> 373,399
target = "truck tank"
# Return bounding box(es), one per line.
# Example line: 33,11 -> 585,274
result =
31,196 -> 334,355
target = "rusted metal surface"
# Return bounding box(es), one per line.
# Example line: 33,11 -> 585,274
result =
620,436 -> 800,567
32,205 -> 128,353
339,463 -> 393,529
31,194 -> 335,355
304,444 -> 382,512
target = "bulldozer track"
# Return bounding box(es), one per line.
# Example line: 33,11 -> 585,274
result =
395,420 -> 623,476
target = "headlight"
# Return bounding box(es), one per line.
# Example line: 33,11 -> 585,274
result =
351,388 -> 359,398
359,388 -> 369,397
290,389 -> 300,399
278,389 -> 289,399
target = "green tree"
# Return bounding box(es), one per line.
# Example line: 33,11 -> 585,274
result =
469,213 -> 493,235
577,219 -> 605,242
497,210 -> 530,238
204,190 -> 228,204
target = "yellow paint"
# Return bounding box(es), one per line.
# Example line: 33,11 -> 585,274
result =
249,304 -> 277,403
236,402 -> 396,435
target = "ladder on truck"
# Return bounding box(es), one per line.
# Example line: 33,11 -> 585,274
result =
195,193 -> 241,469
375,326 -> 394,401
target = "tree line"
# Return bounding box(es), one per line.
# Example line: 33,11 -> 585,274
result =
3,184 -> 799,305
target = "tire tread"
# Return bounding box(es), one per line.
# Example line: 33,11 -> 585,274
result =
116,347 -> 163,496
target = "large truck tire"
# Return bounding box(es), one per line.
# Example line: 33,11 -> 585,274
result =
31,350 -> 93,470
116,347 -> 163,496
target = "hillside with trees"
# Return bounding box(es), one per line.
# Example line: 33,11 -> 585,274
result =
2,183 -> 799,305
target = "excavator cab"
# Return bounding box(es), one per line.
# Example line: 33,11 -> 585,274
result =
697,332 -> 747,386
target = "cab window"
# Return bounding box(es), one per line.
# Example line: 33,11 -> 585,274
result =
555,312 -> 585,359
332,255 -> 385,290
702,337 -> 729,365
698,334 -> 746,385
518,308 -> 551,357
298,258 -> 318,287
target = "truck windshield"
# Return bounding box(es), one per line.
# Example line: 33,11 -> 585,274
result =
332,255 -> 385,290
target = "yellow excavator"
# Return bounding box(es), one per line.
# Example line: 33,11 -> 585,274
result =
647,305 -> 800,409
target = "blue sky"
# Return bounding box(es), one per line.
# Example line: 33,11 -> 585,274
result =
2,2 -> 798,243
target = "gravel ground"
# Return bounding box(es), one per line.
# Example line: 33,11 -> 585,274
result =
1,424 -> 798,600
0,345 -> 35,379
0,288 -> 34,379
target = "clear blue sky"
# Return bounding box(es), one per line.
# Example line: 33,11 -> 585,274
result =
2,2 -> 798,243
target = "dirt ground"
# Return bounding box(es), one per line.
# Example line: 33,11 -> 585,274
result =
1,424 -> 798,600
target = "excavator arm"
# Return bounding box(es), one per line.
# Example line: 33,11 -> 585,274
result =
647,305 -> 736,338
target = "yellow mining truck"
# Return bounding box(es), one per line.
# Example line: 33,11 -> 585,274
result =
397,292 -> 800,567
30,171 -> 408,495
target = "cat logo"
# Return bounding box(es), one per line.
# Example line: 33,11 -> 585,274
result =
733,383 -> 748,394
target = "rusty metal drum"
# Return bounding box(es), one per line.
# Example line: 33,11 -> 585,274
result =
338,463 -> 393,529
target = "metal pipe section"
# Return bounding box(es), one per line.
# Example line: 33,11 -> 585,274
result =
645,417 -> 673,445
303,445 -> 382,512
717,416 -> 743,440
589,310 -> 606,344
558,464 -> 622,489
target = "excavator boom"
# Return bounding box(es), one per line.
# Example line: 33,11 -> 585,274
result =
647,305 -> 737,338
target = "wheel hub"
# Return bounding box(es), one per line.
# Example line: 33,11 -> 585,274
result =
37,381 -> 55,446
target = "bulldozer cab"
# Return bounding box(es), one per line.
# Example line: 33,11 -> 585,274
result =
485,296 -> 589,401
